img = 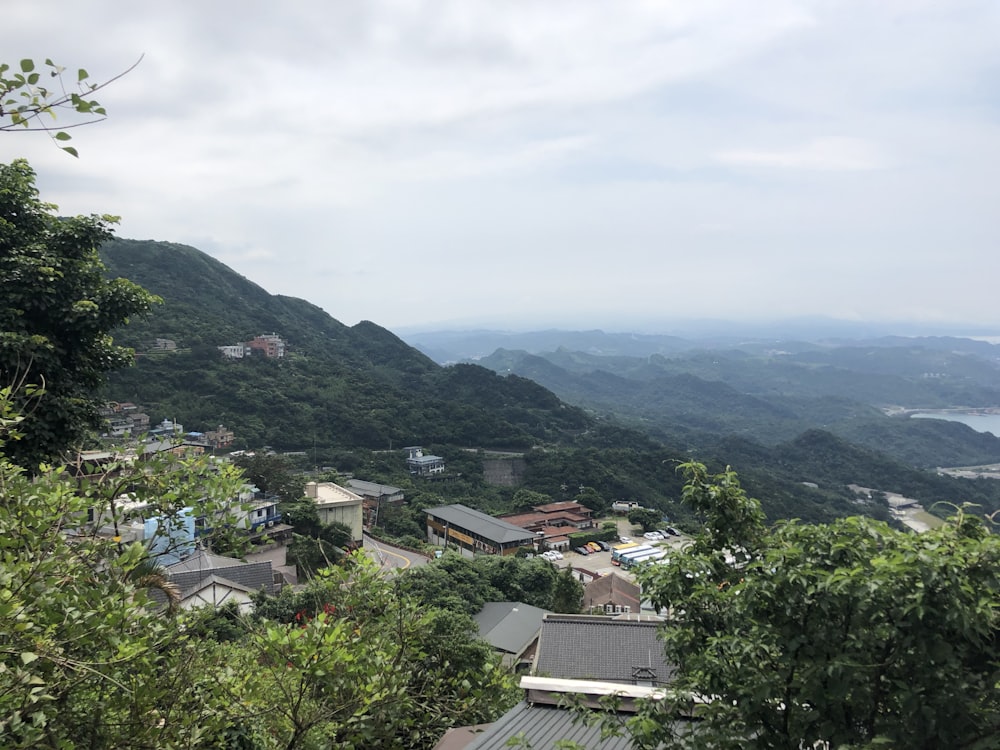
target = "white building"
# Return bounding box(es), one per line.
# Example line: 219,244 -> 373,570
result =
305,482 -> 364,543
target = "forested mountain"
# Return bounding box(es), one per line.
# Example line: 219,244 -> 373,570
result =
477,343 -> 1000,468
101,239 -> 591,450
99,238 -> 1000,522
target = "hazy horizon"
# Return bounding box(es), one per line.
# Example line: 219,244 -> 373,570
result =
10,2 -> 1000,330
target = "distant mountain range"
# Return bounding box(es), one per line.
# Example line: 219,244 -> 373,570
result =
100,238 -> 1000,521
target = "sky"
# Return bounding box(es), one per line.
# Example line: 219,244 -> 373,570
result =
6,1 -> 1000,334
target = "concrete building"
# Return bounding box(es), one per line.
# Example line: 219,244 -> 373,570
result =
406,446 -> 445,476
305,481 -> 364,543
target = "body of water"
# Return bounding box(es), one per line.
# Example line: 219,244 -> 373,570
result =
911,411 -> 1000,437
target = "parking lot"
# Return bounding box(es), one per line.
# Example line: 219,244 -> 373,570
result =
549,521 -> 691,580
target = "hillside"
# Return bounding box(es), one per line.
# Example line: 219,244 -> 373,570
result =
99,239 -> 1000,522
477,344 -> 1000,468
101,239 -> 591,450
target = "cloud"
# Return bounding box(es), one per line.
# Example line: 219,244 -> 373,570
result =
715,137 -> 886,171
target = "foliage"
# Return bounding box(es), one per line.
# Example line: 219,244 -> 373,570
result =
626,462 -> 1000,750
286,521 -> 353,580
627,506 -> 662,532
0,57 -> 140,156
401,552 -> 562,616
233,452 -> 304,501
0,160 -> 158,469
0,387 -> 247,747
246,554 -> 518,747
551,566 -> 584,613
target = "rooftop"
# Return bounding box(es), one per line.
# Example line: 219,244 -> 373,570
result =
427,504 -> 537,545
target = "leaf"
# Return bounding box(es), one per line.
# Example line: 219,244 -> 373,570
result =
77,68 -> 89,82
20,652 -> 38,665
60,145 -> 79,158
20,59 -> 35,73
53,132 -> 72,141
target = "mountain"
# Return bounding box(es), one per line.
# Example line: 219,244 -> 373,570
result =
474,339 -> 1000,469
100,239 -> 591,451
98,239 -> 1000,522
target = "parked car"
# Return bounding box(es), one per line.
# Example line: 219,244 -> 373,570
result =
550,550 -> 564,560
596,540 -> 611,551
644,531 -> 663,540
586,542 -> 602,552
664,527 -> 680,537
619,536 -> 632,544
574,546 -> 591,555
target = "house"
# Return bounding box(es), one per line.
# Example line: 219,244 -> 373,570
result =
499,500 -> 595,550
205,424 -> 234,449
247,333 -> 285,358
162,549 -> 278,612
434,614 -> 686,749
426,504 -> 538,557
305,481 -> 364,544
583,572 -> 641,615
406,446 -> 445,476
218,344 -> 250,359
532,614 -> 675,687
347,479 -> 405,527
473,602 -> 551,671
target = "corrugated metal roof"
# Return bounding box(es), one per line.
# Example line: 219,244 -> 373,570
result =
463,702 -> 638,750
427,504 -> 538,545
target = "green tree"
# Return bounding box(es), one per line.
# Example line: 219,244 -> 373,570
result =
1,57 -> 139,156
627,506 -> 662,532
233,452 -> 304,502
551,566 -> 584,613
286,520 -> 353,579
0,388 -> 248,747
0,159 -> 158,469
624,462 -> 1000,750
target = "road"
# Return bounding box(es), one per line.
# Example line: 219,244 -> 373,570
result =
363,533 -> 430,572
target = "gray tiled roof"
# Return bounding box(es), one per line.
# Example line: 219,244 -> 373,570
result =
462,702 -> 639,750
534,615 -> 675,686
427,504 -> 537,545
166,551 -> 275,596
474,602 -> 550,655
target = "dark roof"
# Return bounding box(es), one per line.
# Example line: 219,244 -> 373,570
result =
462,702 -> 637,750
166,550 -> 275,597
584,572 -> 642,609
534,615 -> 675,686
427,504 -> 537,545
474,602 -> 550,655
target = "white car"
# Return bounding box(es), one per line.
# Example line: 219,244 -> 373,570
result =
644,531 -> 664,540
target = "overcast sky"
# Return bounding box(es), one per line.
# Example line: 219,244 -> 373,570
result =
7,1 -> 1000,333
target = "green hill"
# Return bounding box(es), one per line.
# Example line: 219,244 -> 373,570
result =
101,239 -> 590,450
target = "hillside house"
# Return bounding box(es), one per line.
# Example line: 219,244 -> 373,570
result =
582,572 -> 641,615
247,333 -> 286,358
305,481 -> 364,544
406,446 -> 445,476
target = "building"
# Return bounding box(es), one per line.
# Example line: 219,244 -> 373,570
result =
582,572 -> 641,615
532,614 -> 674,688
426,504 -> 537,557
162,549 -> 278,612
305,481 -> 364,543
218,344 -> 250,359
405,446 -> 445,476
205,424 -> 234,449
499,501 -> 595,551
247,333 -> 285,358
473,602 -> 551,671
347,479 -> 405,527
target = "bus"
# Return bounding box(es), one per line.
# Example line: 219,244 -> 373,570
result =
612,543 -> 650,565
614,545 -> 655,567
622,549 -> 668,570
